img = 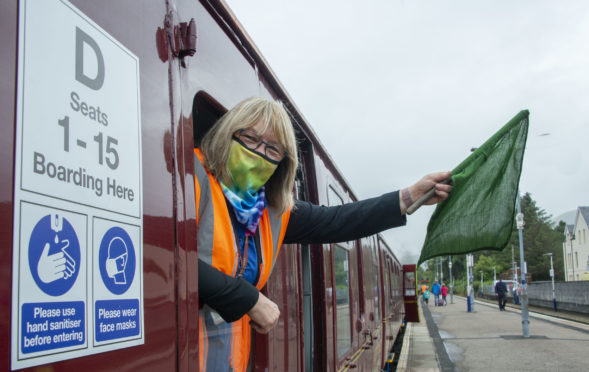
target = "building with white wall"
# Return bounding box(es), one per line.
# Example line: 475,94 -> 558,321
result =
563,207 -> 589,281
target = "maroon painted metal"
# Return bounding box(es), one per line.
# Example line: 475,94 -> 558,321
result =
2,1 -> 409,371
403,264 -> 419,322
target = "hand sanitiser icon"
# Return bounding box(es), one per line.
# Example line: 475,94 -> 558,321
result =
36,214 -> 76,284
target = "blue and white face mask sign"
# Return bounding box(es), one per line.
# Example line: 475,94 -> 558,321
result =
99,227 -> 135,295
29,214 -> 81,296
11,0 -> 143,369
94,222 -> 140,343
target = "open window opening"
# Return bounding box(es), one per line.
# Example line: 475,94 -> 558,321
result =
192,91 -> 226,148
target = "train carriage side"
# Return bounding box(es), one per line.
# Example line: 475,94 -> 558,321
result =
306,154 -> 371,371
303,154 -> 407,371
1,0 -> 409,371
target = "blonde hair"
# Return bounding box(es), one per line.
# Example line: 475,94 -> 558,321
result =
200,97 -> 298,213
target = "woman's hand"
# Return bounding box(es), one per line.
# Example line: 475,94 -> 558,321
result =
247,292 -> 280,333
400,171 -> 452,214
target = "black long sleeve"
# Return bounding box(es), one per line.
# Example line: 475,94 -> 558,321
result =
199,190 -> 406,322
198,259 -> 259,322
284,191 -> 406,244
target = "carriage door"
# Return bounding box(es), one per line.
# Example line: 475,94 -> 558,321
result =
295,138 -> 318,372
301,244 -> 314,371
402,264 -> 419,322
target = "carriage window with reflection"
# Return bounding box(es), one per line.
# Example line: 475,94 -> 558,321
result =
334,244 -> 351,357
328,185 -> 343,206
404,271 -> 416,296
384,262 -> 392,313
372,244 -> 380,322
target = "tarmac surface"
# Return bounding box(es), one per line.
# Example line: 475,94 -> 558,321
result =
397,295 -> 589,371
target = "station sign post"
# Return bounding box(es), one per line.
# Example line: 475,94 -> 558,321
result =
11,0 -> 143,369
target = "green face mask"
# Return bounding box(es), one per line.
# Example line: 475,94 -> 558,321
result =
226,140 -> 278,194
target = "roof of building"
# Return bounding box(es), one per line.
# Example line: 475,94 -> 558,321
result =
553,210 -> 576,226
566,224 -> 575,235
563,207 -> 589,237
579,207 -> 589,226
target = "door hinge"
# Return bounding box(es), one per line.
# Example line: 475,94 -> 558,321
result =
174,18 -> 197,59
164,13 -> 197,67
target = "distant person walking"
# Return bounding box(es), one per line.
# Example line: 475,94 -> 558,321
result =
495,279 -> 508,311
423,287 -> 430,306
432,281 -> 441,307
441,283 -> 448,305
513,282 -> 520,305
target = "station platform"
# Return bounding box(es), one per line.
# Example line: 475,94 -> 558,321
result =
396,300 -> 440,371
396,296 -> 589,371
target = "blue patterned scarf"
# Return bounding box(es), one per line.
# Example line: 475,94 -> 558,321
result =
220,183 -> 266,236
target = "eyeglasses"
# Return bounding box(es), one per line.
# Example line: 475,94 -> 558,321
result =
234,128 -> 287,162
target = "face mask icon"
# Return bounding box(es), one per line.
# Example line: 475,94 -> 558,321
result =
105,237 -> 128,284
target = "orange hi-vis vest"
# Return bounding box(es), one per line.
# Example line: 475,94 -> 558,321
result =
194,149 -> 290,372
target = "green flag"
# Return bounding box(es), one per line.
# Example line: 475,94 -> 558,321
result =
418,110 -> 529,265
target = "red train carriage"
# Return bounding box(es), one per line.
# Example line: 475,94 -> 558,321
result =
1,0 -> 410,371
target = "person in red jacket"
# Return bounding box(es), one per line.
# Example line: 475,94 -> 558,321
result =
441,282 -> 448,305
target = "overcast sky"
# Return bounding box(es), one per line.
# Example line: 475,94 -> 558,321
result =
225,0 -> 589,264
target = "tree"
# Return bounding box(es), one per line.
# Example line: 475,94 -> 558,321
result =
473,254 -> 508,282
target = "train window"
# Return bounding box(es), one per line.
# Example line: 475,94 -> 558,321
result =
372,243 -> 380,322
396,265 -> 401,298
404,271 -> 416,296
334,244 -> 351,357
192,91 -> 227,147
328,185 -> 343,206
384,261 -> 392,313
295,137 -> 314,202
391,264 -> 397,299
394,263 -> 398,296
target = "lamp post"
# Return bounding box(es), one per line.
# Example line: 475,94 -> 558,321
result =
466,254 -> 474,312
563,232 -> 569,281
493,267 -> 496,283
543,253 -> 556,311
569,232 -> 576,281
511,244 -> 518,284
465,146 -> 477,312
516,193 -> 530,337
466,254 -> 469,310
479,270 -> 484,297
449,255 -> 454,304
